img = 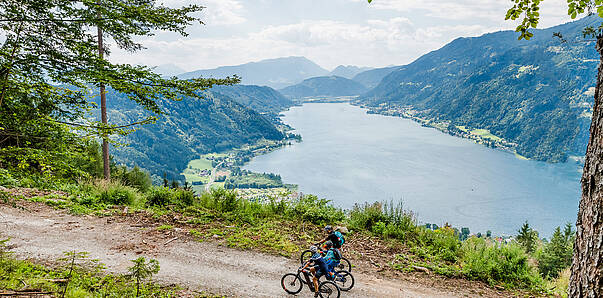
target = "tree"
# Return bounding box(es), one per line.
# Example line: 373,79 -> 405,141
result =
538,225 -> 574,278
516,221 -> 538,254
504,1 -> 603,295
128,257 -> 160,297
0,1 -> 239,180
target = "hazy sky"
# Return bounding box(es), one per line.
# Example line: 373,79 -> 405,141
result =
110,0 -> 574,72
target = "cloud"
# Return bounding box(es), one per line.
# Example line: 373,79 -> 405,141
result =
160,0 -> 246,26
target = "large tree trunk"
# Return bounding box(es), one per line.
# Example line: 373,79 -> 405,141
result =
97,1 -> 110,180
570,36 -> 603,297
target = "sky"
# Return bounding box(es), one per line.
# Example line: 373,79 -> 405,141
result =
110,0 -> 575,72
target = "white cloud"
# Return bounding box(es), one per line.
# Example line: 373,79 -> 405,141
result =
108,0 -> 579,72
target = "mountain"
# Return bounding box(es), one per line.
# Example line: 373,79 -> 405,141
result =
352,66 -> 402,89
153,63 -> 186,77
359,16 -> 601,162
279,76 -> 368,99
330,65 -> 373,79
209,85 -> 294,121
178,57 -> 329,89
103,89 -> 285,180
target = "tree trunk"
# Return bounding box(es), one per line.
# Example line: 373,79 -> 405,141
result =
570,36 -> 603,297
97,1 -> 110,180
96,0 -> 111,180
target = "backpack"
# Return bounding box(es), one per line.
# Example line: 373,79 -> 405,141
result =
334,231 -> 345,246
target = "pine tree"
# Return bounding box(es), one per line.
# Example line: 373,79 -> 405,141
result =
516,221 -> 538,254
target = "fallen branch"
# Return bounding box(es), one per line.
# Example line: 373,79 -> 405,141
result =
164,237 -> 178,246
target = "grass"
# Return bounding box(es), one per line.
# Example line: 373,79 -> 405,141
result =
0,246 -> 218,298
188,159 -> 213,171
470,129 -> 502,142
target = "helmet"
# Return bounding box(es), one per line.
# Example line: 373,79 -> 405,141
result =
310,245 -> 318,253
324,241 -> 333,249
324,225 -> 333,232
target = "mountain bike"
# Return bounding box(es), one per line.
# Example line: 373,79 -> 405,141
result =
281,265 -> 341,298
300,249 -> 352,272
320,269 -> 354,291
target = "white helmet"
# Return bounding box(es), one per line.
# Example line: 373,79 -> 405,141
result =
310,245 -> 318,253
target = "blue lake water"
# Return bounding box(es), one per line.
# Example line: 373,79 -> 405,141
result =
244,102 -> 583,237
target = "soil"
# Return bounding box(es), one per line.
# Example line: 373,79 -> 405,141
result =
0,201 -> 522,297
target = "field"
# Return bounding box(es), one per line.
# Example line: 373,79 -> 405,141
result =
470,128 -> 502,142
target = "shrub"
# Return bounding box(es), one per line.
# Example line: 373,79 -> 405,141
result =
198,188 -> 240,212
93,180 -> 138,205
173,189 -> 195,207
349,202 -> 388,231
146,187 -> 173,206
416,227 -> 460,262
288,195 -> 344,225
460,237 -> 543,289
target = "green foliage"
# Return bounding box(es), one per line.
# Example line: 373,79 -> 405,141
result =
288,194 -> 345,225
460,237 -> 544,289
506,0 -> 601,40
95,181 -> 138,206
517,221 -> 539,254
146,186 -> 173,207
350,201 -> 419,242
112,166 -> 152,192
537,224 -> 575,278
128,257 -> 160,297
198,188 -> 240,212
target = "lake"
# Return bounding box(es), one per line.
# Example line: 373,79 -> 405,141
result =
244,102 -> 583,237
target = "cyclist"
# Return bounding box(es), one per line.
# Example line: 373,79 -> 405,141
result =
323,240 -> 342,276
317,225 -> 344,250
301,245 -> 331,297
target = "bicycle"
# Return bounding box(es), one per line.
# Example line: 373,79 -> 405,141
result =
281,264 -> 341,298
321,269 -> 354,291
300,248 -> 352,272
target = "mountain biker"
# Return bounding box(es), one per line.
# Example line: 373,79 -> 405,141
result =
323,240 -> 342,275
317,225 -> 344,250
301,245 -> 331,297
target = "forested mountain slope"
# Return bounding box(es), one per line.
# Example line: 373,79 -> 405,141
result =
352,66 -> 402,89
101,90 -> 284,180
178,57 -> 328,89
209,85 -> 294,121
280,76 -> 368,99
359,16 -> 600,162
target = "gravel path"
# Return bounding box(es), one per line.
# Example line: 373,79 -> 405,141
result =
1,205 -> 462,297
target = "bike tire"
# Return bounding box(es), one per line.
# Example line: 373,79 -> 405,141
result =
300,249 -> 313,264
336,257 -> 352,272
318,280 -> 340,298
333,270 -> 354,291
281,273 -> 302,294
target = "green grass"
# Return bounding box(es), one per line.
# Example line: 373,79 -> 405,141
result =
456,125 -> 469,132
0,248 -> 217,297
470,129 -> 502,142
188,159 -> 213,171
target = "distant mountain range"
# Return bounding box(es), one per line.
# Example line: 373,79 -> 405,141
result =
178,57 -> 329,89
330,65 -> 374,79
359,15 -> 600,162
279,76 -> 368,99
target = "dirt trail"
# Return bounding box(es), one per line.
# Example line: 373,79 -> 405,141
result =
1,205 -> 468,297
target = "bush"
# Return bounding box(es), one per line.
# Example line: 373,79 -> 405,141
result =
415,227 -> 460,262
460,237 -> 543,289
173,189 -> 195,207
537,224 -> 574,279
288,195 -> 344,225
112,166 -> 152,192
93,180 -> 138,205
350,201 -> 419,242
146,187 -> 173,206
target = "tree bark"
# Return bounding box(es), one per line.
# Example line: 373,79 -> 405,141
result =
97,1 -> 110,180
570,36 -> 603,297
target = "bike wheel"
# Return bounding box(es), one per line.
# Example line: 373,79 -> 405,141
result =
318,280 -> 340,298
336,257 -> 352,272
333,270 -> 354,291
300,249 -> 313,264
281,273 -> 302,294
